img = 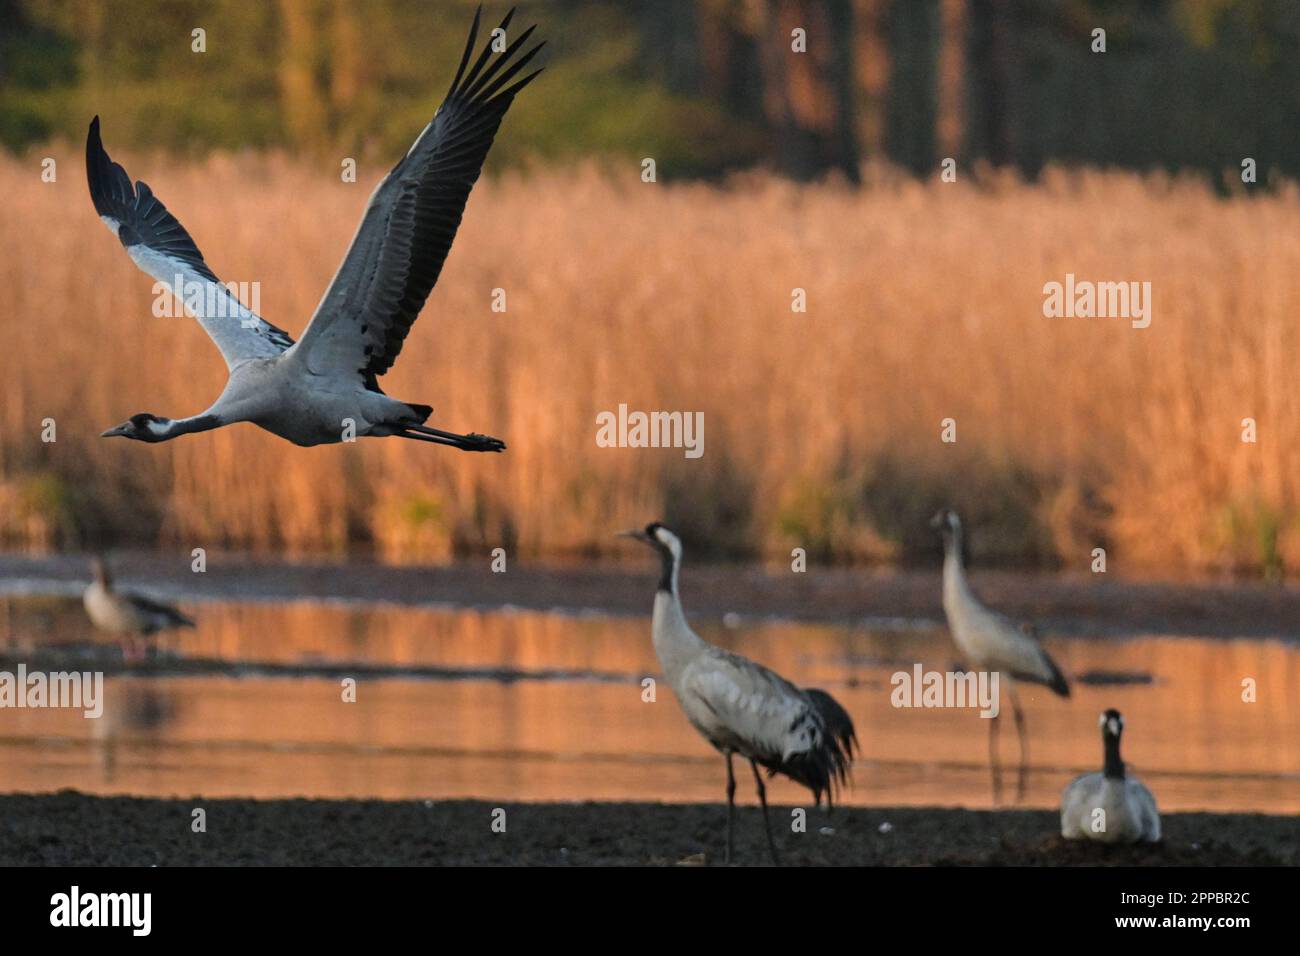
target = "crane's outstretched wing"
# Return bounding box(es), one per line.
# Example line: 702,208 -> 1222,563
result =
289,7 -> 543,390
86,116 -> 295,369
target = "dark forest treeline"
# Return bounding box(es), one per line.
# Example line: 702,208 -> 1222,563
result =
1,0 -> 1298,182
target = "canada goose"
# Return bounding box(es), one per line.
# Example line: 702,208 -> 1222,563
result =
931,509 -> 1069,803
1061,709 -> 1160,843
619,523 -> 857,865
87,8 -> 543,451
84,557 -> 194,662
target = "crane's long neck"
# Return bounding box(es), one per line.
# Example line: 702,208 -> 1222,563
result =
159,413 -> 223,440
650,549 -> 704,680
941,527 -> 973,611
1103,731 -> 1125,780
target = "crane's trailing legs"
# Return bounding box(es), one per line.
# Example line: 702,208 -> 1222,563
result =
398,422 -> 505,452
750,759 -> 781,865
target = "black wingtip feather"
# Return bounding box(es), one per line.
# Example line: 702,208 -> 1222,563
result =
86,114 -> 132,219
85,114 -> 224,284
449,9 -> 544,109
446,5 -> 482,100
465,23 -> 537,99
478,42 -> 545,103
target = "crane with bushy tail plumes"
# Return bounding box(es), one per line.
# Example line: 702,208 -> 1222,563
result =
620,522 -> 857,865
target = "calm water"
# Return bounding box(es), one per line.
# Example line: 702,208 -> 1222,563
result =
0,585 -> 1297,811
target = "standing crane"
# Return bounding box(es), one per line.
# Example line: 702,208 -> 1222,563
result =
619,523 -> 857,864
931,509 -> 1070,803
1061,709 -> 1160,843
87,7 -> 542,451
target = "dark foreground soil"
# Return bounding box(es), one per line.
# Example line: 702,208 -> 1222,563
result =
1,792 -> 1293,866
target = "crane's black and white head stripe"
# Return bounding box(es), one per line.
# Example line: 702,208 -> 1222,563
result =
619,521 -> 682,593
930,508 -> 961,533
101,412 -> 220,442
101,413 -> 172,442
930,508 -> 964,550
1100,708 -> 1124,740
647,522 -> 682,561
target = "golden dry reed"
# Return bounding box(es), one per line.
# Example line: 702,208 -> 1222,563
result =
4,147 -> 1300,572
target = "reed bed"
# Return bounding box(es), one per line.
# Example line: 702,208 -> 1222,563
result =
3,147 -> 1299,572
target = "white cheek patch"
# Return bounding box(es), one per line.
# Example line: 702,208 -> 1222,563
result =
1106,718 -> 1121,736
657,530 -> 682,559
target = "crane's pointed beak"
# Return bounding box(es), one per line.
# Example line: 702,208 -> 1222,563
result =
101,423 -> 128,438
616,528 -> 650,543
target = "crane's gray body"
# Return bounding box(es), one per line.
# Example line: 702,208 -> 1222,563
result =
936,511 -> 1069,694
206,356 -> 421,447
652,590 -> 824,765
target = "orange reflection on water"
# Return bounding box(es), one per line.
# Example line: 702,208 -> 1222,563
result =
0,597 -> 1296,812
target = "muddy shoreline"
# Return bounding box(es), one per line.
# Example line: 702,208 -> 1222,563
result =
0,792 -> 1293,866
4,552 -> 1300,639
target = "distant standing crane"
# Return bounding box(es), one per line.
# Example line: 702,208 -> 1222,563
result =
931,509 -> 1069,803
620,523 -> 857,864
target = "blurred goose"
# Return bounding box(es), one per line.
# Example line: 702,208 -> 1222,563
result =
87,7 -> 543,452
1061,709 -> 1160,843
84,557 -> 194,662
931,509 -> 1069,803
619,523 -> 857,865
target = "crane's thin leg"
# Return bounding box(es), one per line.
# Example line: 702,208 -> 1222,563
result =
749,759 -> 781,866
401,423 -> 505,453
1009,683 -> 1029,803
988,709 -> 1002,806
724,750 -> 736,865
393,429 -> 462,448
